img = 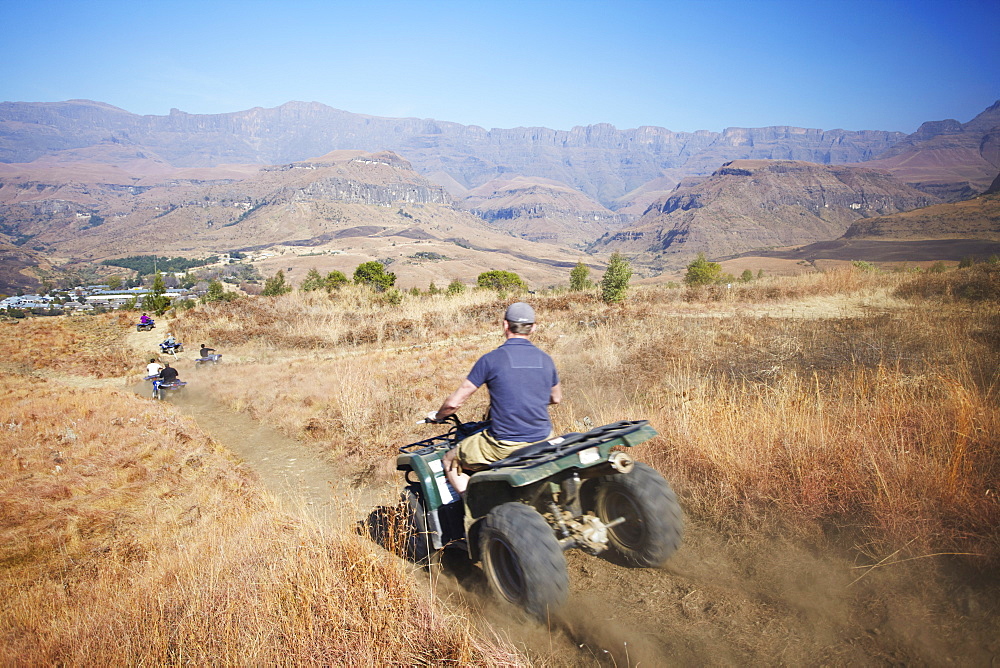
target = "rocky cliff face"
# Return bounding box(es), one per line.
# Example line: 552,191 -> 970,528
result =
0,100 -> 906,209
589,160 -> 940,268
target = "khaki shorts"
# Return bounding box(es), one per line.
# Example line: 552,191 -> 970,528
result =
456,429 -> 554,470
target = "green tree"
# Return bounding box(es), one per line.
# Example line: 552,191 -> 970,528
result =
569,261 -> 593,291
740,269 -> 754,283
353,261 -> 396,291
106,276 -> 123,290
324,270 -> 349,291
300,268 -> 325,291
683,253 -> 722,286
600,252 -> 633,303
446,279 -> 466,296
477,270 -> 527,291
203,279 -> 226,303
262,270 -> 293,297
142,271 -> 172,314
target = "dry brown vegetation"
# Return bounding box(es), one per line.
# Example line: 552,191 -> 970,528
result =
0,375 -> 523,665
2,265 -> 998,663
172,269 -> 999,563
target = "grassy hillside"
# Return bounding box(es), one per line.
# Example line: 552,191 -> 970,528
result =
2,264 -> 998,662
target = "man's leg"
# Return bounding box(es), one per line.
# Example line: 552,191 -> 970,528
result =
442,448 -> 470,496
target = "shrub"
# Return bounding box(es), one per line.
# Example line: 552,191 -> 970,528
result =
601,252 -> 632,303
569,261 -> 593,291
683,253 -> 721,287
262,270 -> 293,297
299,268 -> 325,292
354,262 -> 396,292
324,270 -> 349,291
477,270 -> 526,291
446,280 -> 466,296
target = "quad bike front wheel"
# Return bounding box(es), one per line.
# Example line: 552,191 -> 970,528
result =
402,487 -> 436,564
595,462 -> 683,567
479,502 -> 568,619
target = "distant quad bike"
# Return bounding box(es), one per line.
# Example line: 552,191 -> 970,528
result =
396,416 -> 683,619
136,319 -> 155,332
195,353 -> 222,366
144,374 -> 187,400
159,341 -> 184,354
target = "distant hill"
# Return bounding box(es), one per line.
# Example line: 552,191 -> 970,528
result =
863,101 -> 1000,201
843,191 -> 1000,241
460,176 -> 629,247
0,149 -> 592,292
589,160 -> 939,269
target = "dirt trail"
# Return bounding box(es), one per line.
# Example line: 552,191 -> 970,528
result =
59,320 -> 1000,664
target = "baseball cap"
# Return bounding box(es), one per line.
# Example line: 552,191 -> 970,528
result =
504,302 -> 535,324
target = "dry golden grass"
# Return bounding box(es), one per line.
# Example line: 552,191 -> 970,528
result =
3,266 -> 998,663
0,312 -> 135,377
176,271 -> 998,564
0,375 -> 525,665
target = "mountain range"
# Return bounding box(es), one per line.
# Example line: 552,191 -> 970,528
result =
0,98 -> 998,292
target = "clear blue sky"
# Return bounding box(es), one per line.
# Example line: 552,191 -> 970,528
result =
2,0 -> 997,133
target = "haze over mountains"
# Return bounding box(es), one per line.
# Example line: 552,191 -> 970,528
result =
0,98 -> 998,292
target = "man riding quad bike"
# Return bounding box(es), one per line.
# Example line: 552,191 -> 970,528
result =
396,302 -> 683,618
396,415 -> 684,619
137,313 -> 155,332
144,363 -> 186,400
160,333 -> 183,354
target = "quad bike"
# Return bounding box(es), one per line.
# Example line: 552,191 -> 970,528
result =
396,416 -> 683,619
195,353 -> 222,366
136,319 -> 155,332
144,374 -> 187,400
160,341 -> 184,354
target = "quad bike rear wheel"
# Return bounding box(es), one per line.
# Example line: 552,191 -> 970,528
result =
479,502 -> 568,619
595,462 -> 683,567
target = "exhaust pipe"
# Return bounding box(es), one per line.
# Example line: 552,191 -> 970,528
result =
608,451 -> 634,474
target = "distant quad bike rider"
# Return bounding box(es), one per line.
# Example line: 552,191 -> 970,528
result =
137,313 -> 155,331
431,302 -> 561,496
146,358 -> 164,377
198,344 -> 221,363
158,363 -> 179,384
160,333 -> 182,354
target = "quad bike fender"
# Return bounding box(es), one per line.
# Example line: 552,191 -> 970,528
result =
395,447 -> 460,512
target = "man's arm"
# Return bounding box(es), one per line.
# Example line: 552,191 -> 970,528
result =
549,382 -> 562,406
434,378 -> 479,421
